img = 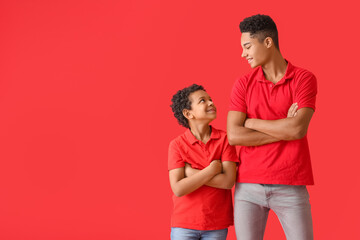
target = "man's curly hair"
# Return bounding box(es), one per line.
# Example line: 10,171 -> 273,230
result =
170,84 -> 205,128
240,14 -> 279,50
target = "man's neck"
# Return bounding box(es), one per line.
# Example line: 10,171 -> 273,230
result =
189,123 -> 212,144
261,51 -> 287,84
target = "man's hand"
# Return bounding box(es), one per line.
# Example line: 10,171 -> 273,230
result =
244,118 -> 253,129
287,103 -> 298,118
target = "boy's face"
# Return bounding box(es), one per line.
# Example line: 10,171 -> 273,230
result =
184,90 -> 217,124
241,32 -> 271,68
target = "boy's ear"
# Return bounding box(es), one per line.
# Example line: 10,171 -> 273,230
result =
182,109 -> 193,120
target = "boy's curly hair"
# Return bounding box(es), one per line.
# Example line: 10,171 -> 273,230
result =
170,84 -> 205,128
240,14 -> 279,49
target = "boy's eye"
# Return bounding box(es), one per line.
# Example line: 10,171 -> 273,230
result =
246,46 -> 251,49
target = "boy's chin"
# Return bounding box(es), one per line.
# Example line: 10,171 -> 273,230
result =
207,117 -> 216,123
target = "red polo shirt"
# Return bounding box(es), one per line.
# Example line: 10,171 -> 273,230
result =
229,61 -> 317,185
168,126 -> 238,230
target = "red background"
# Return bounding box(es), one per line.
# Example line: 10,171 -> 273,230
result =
1,0 -> 359,239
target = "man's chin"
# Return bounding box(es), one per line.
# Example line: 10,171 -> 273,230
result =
250,62 -> 259,68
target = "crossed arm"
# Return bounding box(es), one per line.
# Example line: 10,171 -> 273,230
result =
169,160 -> 237,197
227,103 -> 314,146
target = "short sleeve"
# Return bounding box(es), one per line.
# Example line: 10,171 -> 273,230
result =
295,72 -> 317,111
229,77 -> 247,113
168,140 -> 185,170
221,136 -> 239,163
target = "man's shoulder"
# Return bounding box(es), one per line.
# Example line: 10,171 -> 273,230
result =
291,63 -> 316,80
236,67 -> 261,83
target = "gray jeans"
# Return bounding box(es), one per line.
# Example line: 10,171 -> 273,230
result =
234,183 -> 313,240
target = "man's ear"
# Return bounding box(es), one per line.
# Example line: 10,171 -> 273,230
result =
265,37 -> 273,48
182,109 -> 193,120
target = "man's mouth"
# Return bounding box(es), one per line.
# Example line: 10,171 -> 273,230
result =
247,58 -> 253,64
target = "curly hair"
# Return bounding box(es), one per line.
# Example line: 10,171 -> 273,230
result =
239,14 -> 279,50
170,84 -> 205,128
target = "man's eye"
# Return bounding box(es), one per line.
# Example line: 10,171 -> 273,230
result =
200,99 -> 205,103
246,46 -> 251,49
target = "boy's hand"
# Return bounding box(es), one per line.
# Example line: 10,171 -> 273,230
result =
209,160 -> 222,175
184,163 -> 197,177
287,103 -> 298,118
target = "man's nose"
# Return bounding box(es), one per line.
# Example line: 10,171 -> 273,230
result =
241,49 -> 247,58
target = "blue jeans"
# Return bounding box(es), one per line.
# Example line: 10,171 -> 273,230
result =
171,227 -> 228,240
234,183 -> 313,240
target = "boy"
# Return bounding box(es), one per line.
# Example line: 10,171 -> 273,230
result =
168,84 -> 238,240
227,14 -> 317,240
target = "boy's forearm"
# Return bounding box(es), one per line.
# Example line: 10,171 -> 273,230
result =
171,163 -> 220,197
185,162 -> 237,189
206,173 -> 235,189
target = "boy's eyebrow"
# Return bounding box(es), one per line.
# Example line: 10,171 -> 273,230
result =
196,95 -> 207,100
243,42 -> 251,47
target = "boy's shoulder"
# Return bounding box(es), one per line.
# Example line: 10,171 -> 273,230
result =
169,127 -> 228,147
211,126 -> 227,138
169,131 -> 187,147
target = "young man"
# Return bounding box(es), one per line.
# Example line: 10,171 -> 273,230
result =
227,15 -> 317,240
168,84 -> 239,240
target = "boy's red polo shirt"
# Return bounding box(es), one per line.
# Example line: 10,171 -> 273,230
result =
229,61 -> 317,185
168,126 -> 238,230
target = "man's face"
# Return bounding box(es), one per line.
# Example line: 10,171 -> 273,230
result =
185,90 -> 217,123
241,32 -> 270,68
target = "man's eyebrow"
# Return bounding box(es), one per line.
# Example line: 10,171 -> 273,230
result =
243,42 -> 251,47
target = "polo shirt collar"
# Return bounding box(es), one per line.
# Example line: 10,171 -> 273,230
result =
185,126 -> 221,145
255,59 -> 295,83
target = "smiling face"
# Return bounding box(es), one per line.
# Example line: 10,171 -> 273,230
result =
241,32 -> 272,68
183,90 -> 217,125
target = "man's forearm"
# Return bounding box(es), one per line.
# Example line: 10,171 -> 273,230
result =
245,118 -> 304,141
227,125 -> 279,146
244,107 -> 314,141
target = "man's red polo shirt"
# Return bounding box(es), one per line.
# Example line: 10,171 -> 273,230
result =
229,61 -> 317,185
168,126 -> 238,230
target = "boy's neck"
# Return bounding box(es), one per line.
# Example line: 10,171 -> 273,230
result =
261,51 -> 287,84
189,123 -> 212,144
